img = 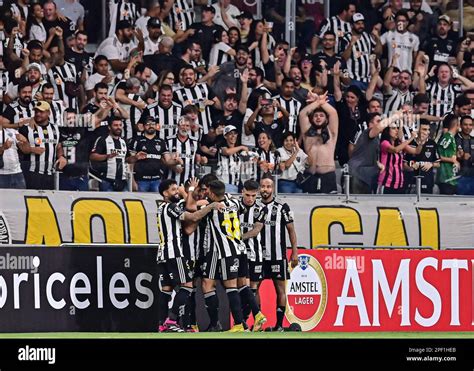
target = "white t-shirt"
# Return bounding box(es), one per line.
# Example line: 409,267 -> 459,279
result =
277,147 -> 308,181
380,30 -> 419,72
143,35 -> 161,56
95,35 -> 137,63
212,3 -> 240,31
135,16 -> 149,37
0,128 -> 22,175
208,42 -> 232,66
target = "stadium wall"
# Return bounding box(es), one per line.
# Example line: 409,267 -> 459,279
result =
0,189 -> 473,249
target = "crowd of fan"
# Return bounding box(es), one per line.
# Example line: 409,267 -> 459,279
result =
0,0 -> 473,195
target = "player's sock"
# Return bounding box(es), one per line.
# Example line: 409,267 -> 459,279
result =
276,306 -> 285,328
169,286 -> 193,321
204,290 -> 219,327
189,289 -> 197,326
240,285 -> 260,317
158,290 -> 172,325
226,288 -> 243,325
238,286 -> 251,320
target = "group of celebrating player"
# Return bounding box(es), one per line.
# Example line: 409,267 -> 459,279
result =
156,173 -> 298,332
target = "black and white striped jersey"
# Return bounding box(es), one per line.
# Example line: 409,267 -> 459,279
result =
180,198 -> 198,262
167,0 -> 195,32
317,15 -> 352,53
48,61 -> 79,111
166,135 -> 198,185
108,0 -> 141,37
0,66 -> 8,112
10,2 -> 28,22
156,200 -> 185,262
340,32 -> 376,83
206,196 -> 246,259
90,135 -> 129,181
260,198 -> 294,261
256,147 -> 280,181
18,122 -> 59,176
173,83 -> 216,135
216,147 -> 242,186
190,59 -> 206,80
209,42 -> 233,66
239,200 -> 266,263
383,89 -> 414,116
273,95 -> 302,135
1,101 -> 34,124
49,100 -> 66,127
427,82 -> 462,119
119,93 -> 144,140
138,101 -> 182,140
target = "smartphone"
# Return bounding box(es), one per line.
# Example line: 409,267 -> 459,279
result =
261,99 -> 271,106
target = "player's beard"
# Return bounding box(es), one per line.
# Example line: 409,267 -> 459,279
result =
260,191 -> 271,201
169,194 -> 181,203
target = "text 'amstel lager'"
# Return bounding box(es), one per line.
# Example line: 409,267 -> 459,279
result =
286,254 -> 327,331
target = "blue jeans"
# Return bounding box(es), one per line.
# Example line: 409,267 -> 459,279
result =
457,176 -> 474,195
278,179 -> 303,193
60,174 -> 89,191
137,179 -> 160,193
225,183 -> 239,193
99,179 -> 128,192
0,173 -> 26,189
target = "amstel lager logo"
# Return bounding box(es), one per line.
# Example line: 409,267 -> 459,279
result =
286,254 -> 327,331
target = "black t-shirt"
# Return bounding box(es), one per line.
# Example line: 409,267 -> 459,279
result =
43,17 -> 76,47
405,139 -> 439,190
211,110 -> 244,133
253,119 -> 287,148
189,23 -> 224,63
82,102 -> 110,146
59,127 -> 91,177
455,133 -> 474,176
128,135 -> 169,180
312,51 -> 347,95
143,53 -> 188,77
65,48 -> 92,78
422,36 -> 458,69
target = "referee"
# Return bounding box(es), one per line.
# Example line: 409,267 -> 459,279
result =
258,175 -> 298,331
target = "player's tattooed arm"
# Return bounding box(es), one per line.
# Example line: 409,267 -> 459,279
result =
242,222 -> 263,240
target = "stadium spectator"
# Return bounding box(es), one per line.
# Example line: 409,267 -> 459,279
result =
455,115 -> 474,195
17,100 -> 61,190
298,92 -> 338,193
216,124 -> 246,192
277,132 -> 308,193
437,114 -> 461,195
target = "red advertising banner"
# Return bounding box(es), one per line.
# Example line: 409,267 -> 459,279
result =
259,250 -> 474,332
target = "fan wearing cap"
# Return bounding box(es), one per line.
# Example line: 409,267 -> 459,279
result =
216,125 -> 248,193
416,15 -> 458,71
188,6 -> 224,63
17,100 -> 62,190
340,13 -> 382,91
4,62 -> 46,103
237,10 -> 253,43
108,0 -> 140,37
212,0 -> 240,31
95,19 -> 141,74
143,17 -> 163,56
